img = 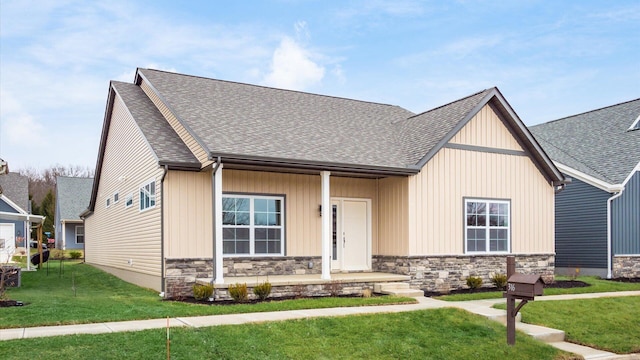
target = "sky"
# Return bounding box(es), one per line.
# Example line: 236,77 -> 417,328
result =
1,0 -> 638,171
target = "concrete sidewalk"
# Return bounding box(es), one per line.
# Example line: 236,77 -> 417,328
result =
1,291 -> 639,359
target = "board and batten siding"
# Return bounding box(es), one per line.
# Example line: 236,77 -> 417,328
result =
84,93 -> 164,291
139,79 -> 210,166
221,170 -> 379,256
407,105 -> 555,256
555,177 -> 609,269
612,171 -> 640,255
377,176 -> 410,255
164,170 -> 213,258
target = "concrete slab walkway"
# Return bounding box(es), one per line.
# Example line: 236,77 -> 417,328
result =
1,291 -> 639,359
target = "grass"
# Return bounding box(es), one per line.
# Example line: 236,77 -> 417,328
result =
496,296 -> 640,354
0,308 -> 572,360
435,276 -> 640,301
1,261 -> 416,329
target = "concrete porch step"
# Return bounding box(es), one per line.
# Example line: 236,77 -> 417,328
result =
374,282 -> 424,298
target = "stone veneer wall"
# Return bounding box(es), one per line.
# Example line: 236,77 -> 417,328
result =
164,256 -> 322,299
613,255 -> 640,278
373,254 -> 555,292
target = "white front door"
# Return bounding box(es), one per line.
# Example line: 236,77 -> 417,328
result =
0,223 -> 15,263
331,198 -> 370,271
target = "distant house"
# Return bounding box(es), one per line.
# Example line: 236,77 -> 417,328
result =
0,172 -> 44,263
83,68 -> 564,298
531,99 -> 640,278
54,176 -> 93,250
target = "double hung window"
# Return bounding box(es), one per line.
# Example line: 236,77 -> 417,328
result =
222,195 -> 284,256
465,199 -> 510,253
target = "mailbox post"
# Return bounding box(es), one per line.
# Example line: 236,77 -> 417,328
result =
504,256 -> 545,345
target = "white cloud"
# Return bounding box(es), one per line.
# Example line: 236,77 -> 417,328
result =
0,88 -> 46,146
263,37 -> 325,91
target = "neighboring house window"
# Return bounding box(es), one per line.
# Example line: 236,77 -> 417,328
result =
465,199 -> 510,253
125,194 -> 133,208
76,226 -> 85,244
113,192 -> 119,203
222,195 -> 284,256
139,180 -> 156,211
106,197 -> 111,208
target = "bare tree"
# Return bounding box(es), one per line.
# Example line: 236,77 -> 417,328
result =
17,164 -> 94,212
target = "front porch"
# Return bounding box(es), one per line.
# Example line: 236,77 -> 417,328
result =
196,272 -> 420,301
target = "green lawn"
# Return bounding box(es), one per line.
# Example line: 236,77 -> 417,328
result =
1,261 -> 415,329
436,276 -> 640,301
496,296 -> 640,354
0,308 -> 573,360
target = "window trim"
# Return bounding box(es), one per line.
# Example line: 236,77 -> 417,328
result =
75,225 -> 85,244
222,193 -> 286,257
125,193 -> 134,208
463,198 -> 511,254
139,179 -> 156,212
113,191 -> 120,204
105,197 -> 111,208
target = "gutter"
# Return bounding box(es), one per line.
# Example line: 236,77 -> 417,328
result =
606,188 -> 624,279
160,165 -> 169,296
211,157 -> 222,285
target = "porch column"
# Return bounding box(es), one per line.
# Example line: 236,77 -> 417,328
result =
321,171 -> 331,280
214,163 -> 224,284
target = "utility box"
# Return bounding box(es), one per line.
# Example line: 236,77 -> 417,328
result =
506,273 -> 544,300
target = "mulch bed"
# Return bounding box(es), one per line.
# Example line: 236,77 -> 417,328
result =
0,300 -> 25,308
607,277 -> 640,283
166,293 -> 372,306
423,279 -> 591,297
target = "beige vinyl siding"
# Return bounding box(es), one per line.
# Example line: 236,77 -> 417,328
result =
164,170 -> 213,258
449,105 -> 524,151
377,176 -> 409,255
222,170 -> 379,256
84,93 -> 164,291
139,79 -> 210,165
406,106 -> 554,256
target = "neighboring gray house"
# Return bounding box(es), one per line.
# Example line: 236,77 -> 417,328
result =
531,98 -> 640,278
0,171 -> 43,264
55,176 -> 93,250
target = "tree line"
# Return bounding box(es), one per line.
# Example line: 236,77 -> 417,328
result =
18,165 -> 94,238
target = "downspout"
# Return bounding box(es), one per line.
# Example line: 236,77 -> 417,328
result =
606,189 -> 624,279
160,165 -> 169,296
211,157 -> 222,285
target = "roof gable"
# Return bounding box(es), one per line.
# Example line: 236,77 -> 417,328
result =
56,176 -> 93,220
531,98 -> 640,185
0,172 -> 29,212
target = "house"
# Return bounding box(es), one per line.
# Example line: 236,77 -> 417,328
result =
54,176 -> 93,250
83,68 -> 564,298
530,99 -> 640,279
0,171 -> 44,264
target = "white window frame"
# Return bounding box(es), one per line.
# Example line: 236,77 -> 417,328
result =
222,194 -> 285,257
75,225 -> 85,244
106,197 -> 111,208
139,179 -> 156,212
113,191 -> 120,203
464,198 -> 510,254
125,193 -> 134,208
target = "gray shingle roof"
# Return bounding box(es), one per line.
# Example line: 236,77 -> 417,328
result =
112,81 -> 200,169
0,172 -> 29,211
530,98 -> 640,184
56,176 -> 93,220
139,69 -> 416,169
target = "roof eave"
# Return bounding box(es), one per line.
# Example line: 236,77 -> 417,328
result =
555,162 -> 624,193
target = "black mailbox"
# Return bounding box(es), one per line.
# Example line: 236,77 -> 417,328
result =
506,273 -> 544,300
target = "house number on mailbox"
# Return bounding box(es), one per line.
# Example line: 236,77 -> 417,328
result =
507,283 -> 516,292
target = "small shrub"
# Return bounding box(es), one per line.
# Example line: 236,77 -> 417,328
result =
193,283 -> 214,301
51,250 -> 65,260
228,283 -> 248,302
466,276 -> 483,291
490,273 -> 508,290
253,281 -> 272,301
362,288 -> 372,298
69,251 -> 82,259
